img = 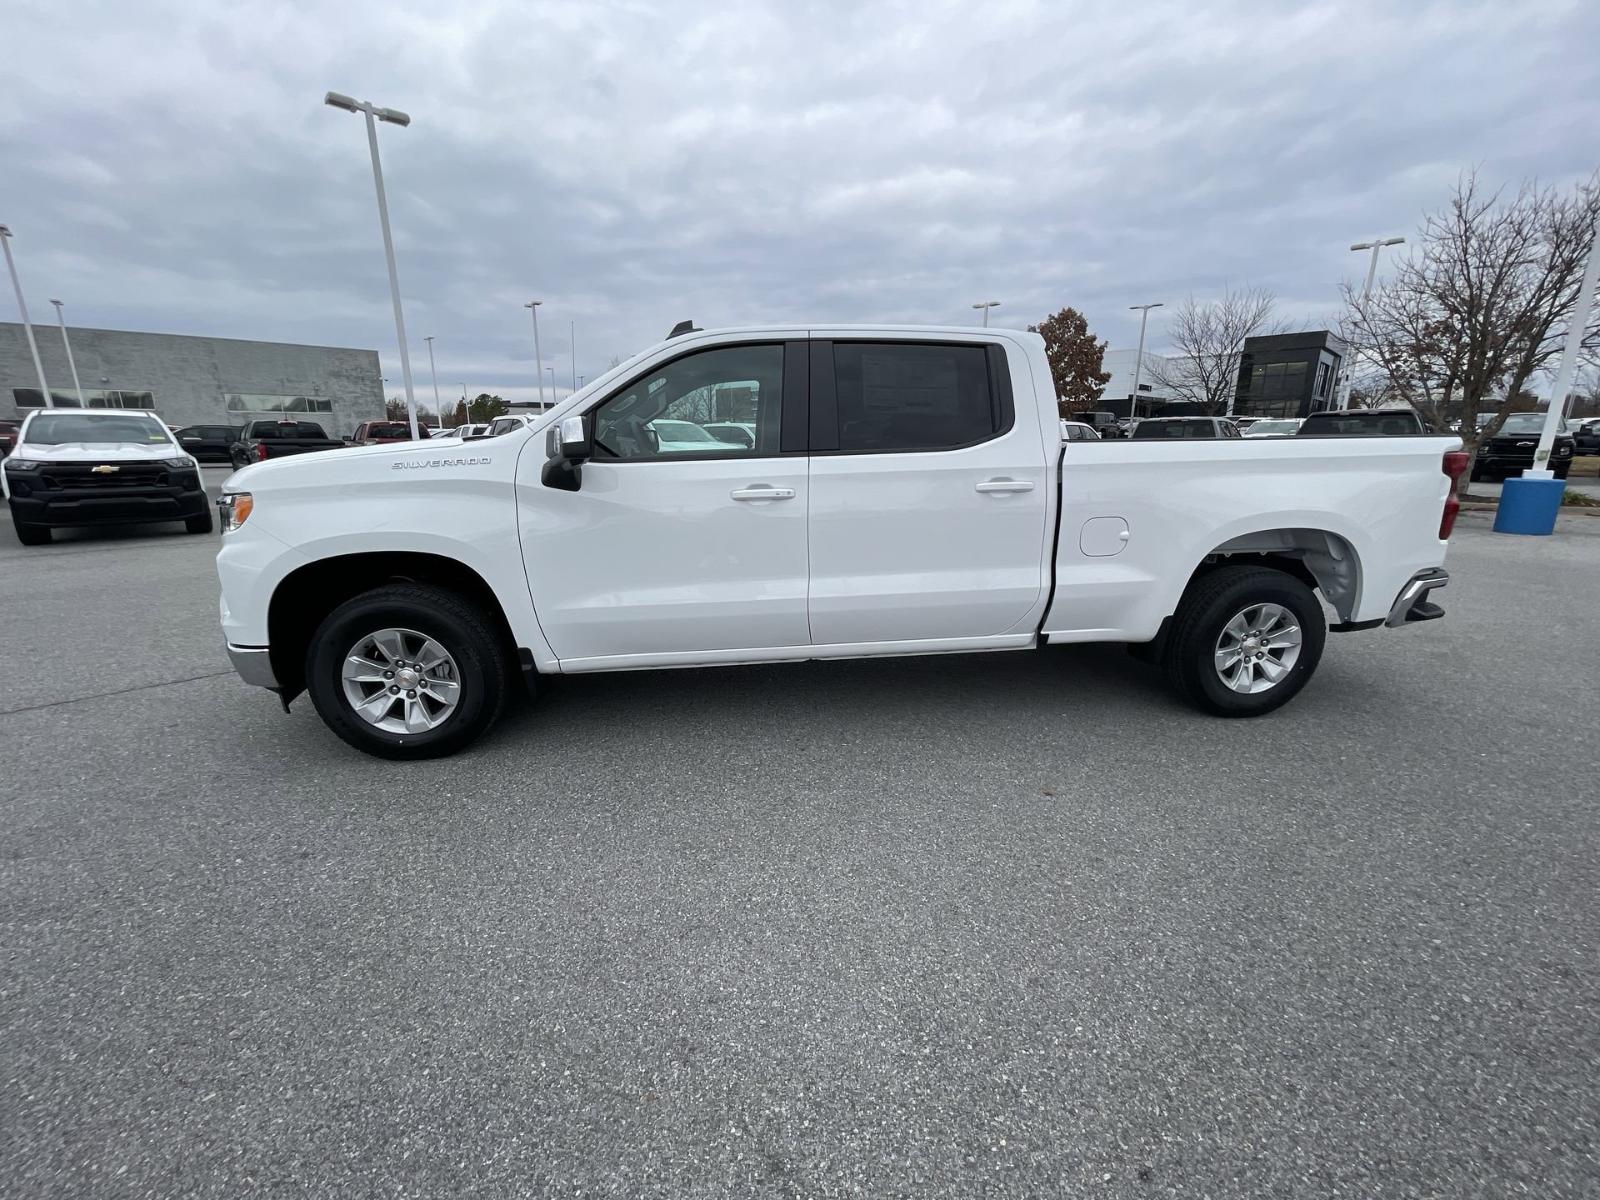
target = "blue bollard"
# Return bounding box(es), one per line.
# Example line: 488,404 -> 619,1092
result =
1493,475 -> 1566,536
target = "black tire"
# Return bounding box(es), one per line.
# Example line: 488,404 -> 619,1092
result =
1554,463 -> 1569,480
305,583 -> 511,759
1161,565 -> 1327,718
12,519 -> 51,546
1468,464 -> 1482,482
186,509 -> 214,534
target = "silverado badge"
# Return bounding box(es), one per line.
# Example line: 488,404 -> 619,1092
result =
91,464 -> 120,474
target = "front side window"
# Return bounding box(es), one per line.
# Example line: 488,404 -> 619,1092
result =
592,344 -> 783,460
833,343 -> 997,453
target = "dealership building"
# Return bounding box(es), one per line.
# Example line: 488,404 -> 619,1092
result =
1,322 -> 384,437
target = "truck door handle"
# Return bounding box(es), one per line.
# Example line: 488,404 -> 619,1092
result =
730,486 -> 796,501
975,479 -> 1035,494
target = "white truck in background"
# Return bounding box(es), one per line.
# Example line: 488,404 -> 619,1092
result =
215,325 -> 1464,758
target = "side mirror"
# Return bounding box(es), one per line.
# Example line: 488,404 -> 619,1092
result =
558,415 -> 591,460
542,414 -> 592,492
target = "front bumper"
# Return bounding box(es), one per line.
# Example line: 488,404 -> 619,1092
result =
1386,568 -> 1449,627
227,643 -> 279,688
6,473 -> 209,527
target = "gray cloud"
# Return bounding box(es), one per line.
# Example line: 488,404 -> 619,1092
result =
3,0 -> 1596,404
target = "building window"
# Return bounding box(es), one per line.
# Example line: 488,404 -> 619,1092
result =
224,393 -> 334,414
14,388 -> 154,409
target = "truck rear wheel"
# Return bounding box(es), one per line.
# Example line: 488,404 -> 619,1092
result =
305,583 -> 510,759
1162,565 -> 1326,717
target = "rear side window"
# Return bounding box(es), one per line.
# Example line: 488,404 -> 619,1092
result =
831,343 -> 1003,453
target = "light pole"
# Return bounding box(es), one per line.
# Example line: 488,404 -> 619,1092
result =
972,300 -> 1000,327
324,91 -> 420,440
570,321 -> 577,391
546,366 -> 557,399
0,225 -> 52,407
1128,302 -> 1163,424
49,299 -> 87,406
577,375 -> 585,389
1341,236 -> 1406,408
524,301 -> 546,409
423,335 -> 441,428
1527,222 -> 1600,479
1352,237 -> 1405,300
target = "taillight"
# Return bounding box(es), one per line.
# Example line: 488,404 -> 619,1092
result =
255,443 -> 269,462
1439,450 -> 1469,539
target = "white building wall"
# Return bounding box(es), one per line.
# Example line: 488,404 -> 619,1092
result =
1101,348 -> 1176,406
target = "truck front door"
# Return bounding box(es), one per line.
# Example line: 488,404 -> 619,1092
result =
805,338 -> 1050,645
518,341 -> 811,667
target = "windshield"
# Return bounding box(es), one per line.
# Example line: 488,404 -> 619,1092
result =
368,423 -> 410,437
1247,420 -> 1300,435
650,420 -> 717,443
23,413 -> 171,446
1496,414 -> 1558,434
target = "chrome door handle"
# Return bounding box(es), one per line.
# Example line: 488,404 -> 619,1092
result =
730,486 -> 796,501
975,479 -> 1035,493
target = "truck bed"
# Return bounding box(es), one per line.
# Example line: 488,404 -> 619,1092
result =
1041,435 -> 1460,641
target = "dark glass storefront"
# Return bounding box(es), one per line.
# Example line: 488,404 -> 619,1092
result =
1233,332 -> 1345,418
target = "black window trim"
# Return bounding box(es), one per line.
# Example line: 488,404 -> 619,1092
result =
580,338 -> 808,464
808,338 -> 1016,457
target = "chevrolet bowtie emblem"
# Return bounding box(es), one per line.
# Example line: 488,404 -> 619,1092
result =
91,464 -> 119,474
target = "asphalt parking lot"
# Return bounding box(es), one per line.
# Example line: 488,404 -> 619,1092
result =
3,487 -> 1598,1198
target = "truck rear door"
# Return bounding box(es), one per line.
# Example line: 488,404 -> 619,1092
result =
805,337 -> 1049,644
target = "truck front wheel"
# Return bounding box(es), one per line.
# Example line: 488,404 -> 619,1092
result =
305,583 -> 510,759
1162,566 -> 1326,717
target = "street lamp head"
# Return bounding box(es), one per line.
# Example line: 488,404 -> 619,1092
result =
50,298 -> 63,307
1382,237 -> 1406,247
324,91 -> 361,113
972,300 -> 1000,309
525,300 -> 543,309
1129,302 -> 1164,311
376,107 -> 410,127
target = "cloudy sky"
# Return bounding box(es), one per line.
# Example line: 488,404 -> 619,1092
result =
3,0 -> 1597,405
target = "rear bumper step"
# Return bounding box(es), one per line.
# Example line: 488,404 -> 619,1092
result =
1385,568 -> 1449,628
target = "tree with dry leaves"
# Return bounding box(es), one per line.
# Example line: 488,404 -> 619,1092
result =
1343,171 -> 1599,485
1027,307 -> 1111,417
1147,287 -> 1281,414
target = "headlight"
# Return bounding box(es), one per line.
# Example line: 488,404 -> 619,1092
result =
3,457 -> 41,472
219,491 -> 253,532
160,455 -> 198,470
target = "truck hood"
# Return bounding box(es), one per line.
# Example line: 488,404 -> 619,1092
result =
9,441 -> 184,463
219,433 -> 495,492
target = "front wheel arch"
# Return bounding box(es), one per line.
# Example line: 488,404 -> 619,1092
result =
267,551 -> 522,700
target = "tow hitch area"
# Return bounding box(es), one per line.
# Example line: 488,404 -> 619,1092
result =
1386,568 -> 1449,627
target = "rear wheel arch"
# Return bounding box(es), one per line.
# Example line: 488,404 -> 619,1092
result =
1183,527 -> 1362,623
267,551 -> 520,699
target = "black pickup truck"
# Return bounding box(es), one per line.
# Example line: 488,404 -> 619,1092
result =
229,420 -> 346,469
1472,413 -> 1575,480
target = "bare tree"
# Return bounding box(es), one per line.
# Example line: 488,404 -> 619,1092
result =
1148,287 -> 1280,414
1344,171 -> 1599,488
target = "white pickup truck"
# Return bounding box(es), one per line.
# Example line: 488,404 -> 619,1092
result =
215,325 -> 1464,758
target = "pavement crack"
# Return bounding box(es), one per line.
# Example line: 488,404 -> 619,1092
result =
0,670 -> 236,717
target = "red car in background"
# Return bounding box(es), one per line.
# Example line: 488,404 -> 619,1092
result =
0,419 -> 19,457
350,420 -> 432,445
